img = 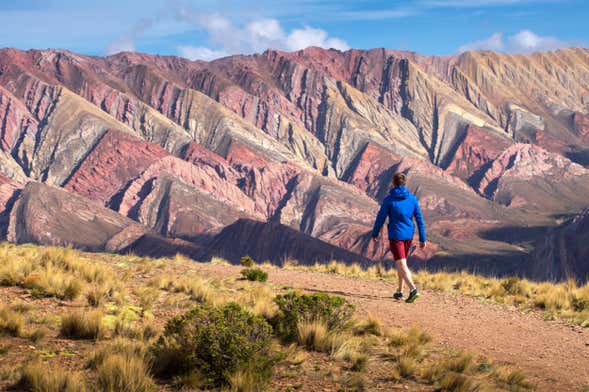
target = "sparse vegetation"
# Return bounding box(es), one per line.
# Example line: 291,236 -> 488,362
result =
0,243 -> 536,391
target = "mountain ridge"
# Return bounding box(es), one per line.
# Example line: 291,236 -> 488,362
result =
0,46 -> 588,281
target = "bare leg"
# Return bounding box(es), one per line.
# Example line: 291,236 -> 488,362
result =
396,259 -> 416,291
396,262 -> 404,293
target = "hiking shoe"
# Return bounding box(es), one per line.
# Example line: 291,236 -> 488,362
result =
393,291 -> 404,300
405,289 -> 420,303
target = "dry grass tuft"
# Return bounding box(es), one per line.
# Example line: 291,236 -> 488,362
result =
0,304 -> 25,337
352,314 -> 382,336
421,352 -> 475,384
385,326 -> 431,349
60,310 -> 103,340
96,353 -> 155,392
16,361 -> 86,392
397,357 -> 418,378
438,372 -> 480,392
228,369 -> 260,392
237,285 -> 278,319
136,287 -> 160,312
297,320 -> 330,352
492,367 -> 533,390
28,327 -> 48,343
86,284 -> 109,307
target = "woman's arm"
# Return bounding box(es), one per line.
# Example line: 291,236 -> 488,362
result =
413,197 -> 426,244
371,200 -> 389,239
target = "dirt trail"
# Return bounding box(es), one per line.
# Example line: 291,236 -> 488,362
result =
198,264 -> 589,391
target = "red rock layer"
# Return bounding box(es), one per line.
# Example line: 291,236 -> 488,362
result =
64,129 -> 168,203
444,125 -> 511,181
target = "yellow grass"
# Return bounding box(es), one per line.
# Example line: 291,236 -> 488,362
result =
352,314 -> 383,336
297,320 -> 330,351
228,369 -> 259,392
0,303 -> 25,337
16,362 -> 87,392
96,353 -> 155,392
60,310 -> 104,340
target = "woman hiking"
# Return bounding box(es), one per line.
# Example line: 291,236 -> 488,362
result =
371,173 -> 427,303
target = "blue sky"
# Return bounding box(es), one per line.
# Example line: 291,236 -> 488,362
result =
0,0 -> 586,60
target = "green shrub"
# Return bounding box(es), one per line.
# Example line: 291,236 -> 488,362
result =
240,256 -> 255,267
272,292 -> 354,341
241,268 -> 268,282
150,302 -> 274,389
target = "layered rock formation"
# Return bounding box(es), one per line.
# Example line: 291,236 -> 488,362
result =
7,182 -> 147,252
0,46 -> 588,281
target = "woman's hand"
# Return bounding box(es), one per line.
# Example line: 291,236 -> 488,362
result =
420,241 -> 427,249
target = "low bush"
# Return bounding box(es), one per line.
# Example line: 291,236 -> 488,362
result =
241,268 -> 268,282
272,292 -> 354,341
150,302 -> 274,389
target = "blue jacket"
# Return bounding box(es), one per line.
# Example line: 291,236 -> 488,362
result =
371,186 -> 426,242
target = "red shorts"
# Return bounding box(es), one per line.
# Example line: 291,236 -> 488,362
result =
389,239 -> 413,260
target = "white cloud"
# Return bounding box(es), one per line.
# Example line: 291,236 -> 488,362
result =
105,16 -> 154,55
177,45 -> 228,61
457,32 -> 504,52
175,13 -> 350,61
105,37 -> 135,55
458,30 -> 570,54
286,26 -> 350,51
508,29 -> 567,53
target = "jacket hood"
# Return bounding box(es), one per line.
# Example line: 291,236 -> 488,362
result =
389,185 -> 411,200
